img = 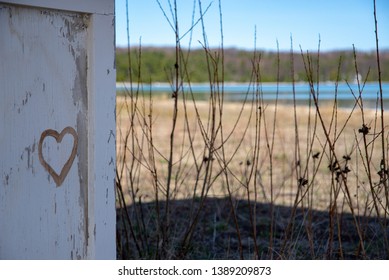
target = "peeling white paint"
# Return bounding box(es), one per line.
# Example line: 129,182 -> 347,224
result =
0,0 -> 115,259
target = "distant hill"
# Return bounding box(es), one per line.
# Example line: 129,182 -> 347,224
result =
116,47 -> 389,83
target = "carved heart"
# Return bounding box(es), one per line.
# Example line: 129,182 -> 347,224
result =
38,126 -> 78,187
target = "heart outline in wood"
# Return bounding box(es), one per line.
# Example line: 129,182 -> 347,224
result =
38,126 -> 78,187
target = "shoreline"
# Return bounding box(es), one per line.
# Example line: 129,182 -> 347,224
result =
116,82 -> 389,109
116,81 -> 389,88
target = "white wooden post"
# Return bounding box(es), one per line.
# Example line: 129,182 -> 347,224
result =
0,0 -> 116,259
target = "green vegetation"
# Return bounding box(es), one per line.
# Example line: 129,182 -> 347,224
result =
116,46 -> 389,83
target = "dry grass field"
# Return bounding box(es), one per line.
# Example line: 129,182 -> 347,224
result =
116,94 -> 389,259
113,0 -> 389,261
117,95 -> 386,207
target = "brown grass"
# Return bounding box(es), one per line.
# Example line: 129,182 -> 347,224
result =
116,94 -> 389,259
117,96 -> 386,211
115,0 -> 388,260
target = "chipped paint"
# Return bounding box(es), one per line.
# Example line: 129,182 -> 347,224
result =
1,4 -> 88,259
1,0 -> 115,260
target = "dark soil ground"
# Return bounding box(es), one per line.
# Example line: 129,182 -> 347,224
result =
116,197 -> 389,260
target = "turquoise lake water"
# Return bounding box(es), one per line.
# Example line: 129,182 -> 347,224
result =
117,82 -> 389,108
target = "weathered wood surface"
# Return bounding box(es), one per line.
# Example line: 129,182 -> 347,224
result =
0,0 -> 115,259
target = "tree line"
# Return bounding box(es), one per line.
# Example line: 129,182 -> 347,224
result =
116,47 -> 389,83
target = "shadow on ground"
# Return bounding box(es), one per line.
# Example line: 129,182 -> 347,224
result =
116,197 -> 389,260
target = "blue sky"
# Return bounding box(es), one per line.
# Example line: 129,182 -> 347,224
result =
115,0 -> 389,51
